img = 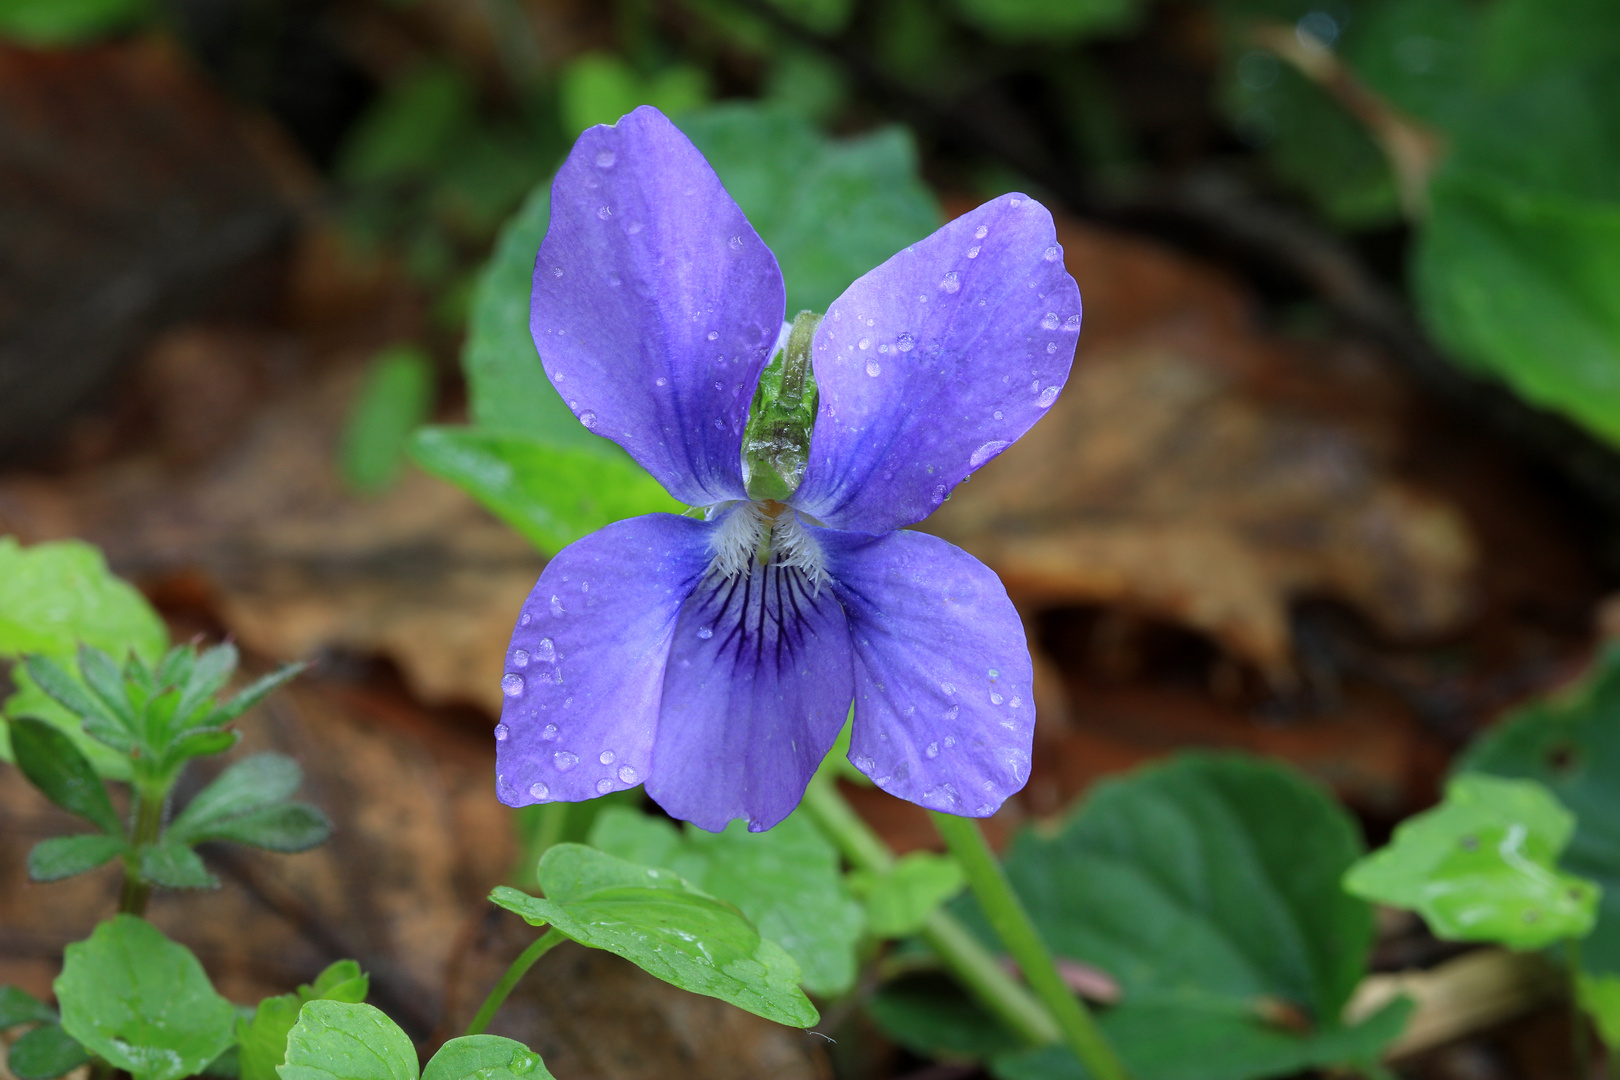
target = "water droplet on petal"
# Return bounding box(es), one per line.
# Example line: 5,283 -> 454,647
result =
502,673 -> 524,697
974,225 -> 988,239
854,754 -> 875,772
550,595 -> 564,616
627,221 -> 643,234
1065,314 -> 1081,331
970,440 -> 1011,467
656,376 -> 668,386
512,649 -> 530,668
967,245 -> 980,258
944,736 -> 956,748
579,410 -> 598,429
1037,386 -> 1061,408
993,410 -> 1003,420
1047,341 -> 1059,354
1041,312 -> 1061,330
1044,245 -> 1059,262
1009,197 -> 1022,207
595,149 -> 616,168
926,742 -> 940,759
697,626 -> 714,640
530,781 -> 550,799
713,418 -> 725,430
941,682 -> 955,695
494,723 -> 509,741
865,361 -> 881,377
729,235 -> 744,250
618,764 -> 638,783
857,338 -> 871,350
597,205 -> 612,220
897,333 -> 915,352
536,638 -> 556,662
940,271 -> 960,294
596,778 -> 614,794
707,330 -> 718,341
991,692 -> 1005,705
520,612 -> 532,626
541,723 -> 559,740
1010,696 -> 1023,708
554,751 -> 578,771
550,267 -> 564,277
600,750 -> 615,765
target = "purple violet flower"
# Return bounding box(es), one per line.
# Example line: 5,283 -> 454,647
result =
494,106 -> 1082,832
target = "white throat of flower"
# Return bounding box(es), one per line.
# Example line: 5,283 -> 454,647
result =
708,500 -> 830,592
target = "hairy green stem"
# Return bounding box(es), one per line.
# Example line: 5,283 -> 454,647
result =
929,811 -> 1130,1080
466,927 -> 567,1036
800,778 -> 1060,1045
118,787 -> 166,916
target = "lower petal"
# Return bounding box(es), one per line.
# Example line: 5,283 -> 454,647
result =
649,557 -> 855,832
496,514 -> 713,807
817,528 -> 1034,816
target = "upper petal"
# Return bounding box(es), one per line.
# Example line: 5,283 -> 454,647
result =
816,526 -> 1034,816
496,513 -> 714,807
531,106 -> 787,507
791,195 -> 1081,532
648,535 -> 855,833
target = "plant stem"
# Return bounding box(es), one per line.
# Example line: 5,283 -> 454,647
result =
1570,938 -> 1593,1080
930,810 -> 1130,1080
118,786 -> 166,916
465,927 -> 566,1036
800,777 -> 1060,1045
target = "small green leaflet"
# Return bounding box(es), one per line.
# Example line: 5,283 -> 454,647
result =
238,961 -> 369,1080
0,985 -> 57,1027
1578,971 -> 1620,1054
7,1024 -> 92,1080
872,754 -> 1409,1080
56,916 -> 237,1080
8,716 -> 124,837
28,834 -> 128,882
490,843 -> 818,1028
558,54 -> 709,138
848,851 -> 965,938
1345,772 -> 1598,949
277,1002 -> 554,1080
588,806 -> 864,995
1460,643 -> 1620,974
167,753 -> 331,853
341,346 -> 436,494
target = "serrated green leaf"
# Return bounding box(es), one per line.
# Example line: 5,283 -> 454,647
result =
849,851 -> 965,938
421,1037 -> 555,1080
205,664 -> 304,728
20,654 -> 118,732
874,754 -> 1402,1080
1461,643 -> 1620,974
408,427 -> 683,554
277,1001 -> 416,1080
9,717 -> 123,836
168,754 -> 303,840
7,1023 -> 92,1080
192,804 -> 332,853
175,644 -> 239,725
139,841 -> 220,890
78,644 -> 135,728
56,915 -> 236,1080
154,644 -> 196,691
160,729 -> 241,770
28,834 -> 127,882
0,985 -> 56,1027
490,844 -> 818,1028
1344,773 -> 1598,949
590,807 -> 863,995
342,347 -> 436,494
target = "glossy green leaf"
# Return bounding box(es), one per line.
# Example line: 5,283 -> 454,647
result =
168,754 -> 303,841
8,717 -> 123,836
28,834 -> 127,882
342,347 -> 436,494
0,985 -> 56,1027
490,844 -> 818,1028
1415,171 -> 1620,446
7,1023 -> 91,1080
56,915 -> 237,1080
589,807 -> 863,995
237,961 -> 370,1080
874,754 -> 1404,1080
408,427 -> 682,554
951,0 -> 1139,42
0,0 -> 149,47
139,841 -> 220,890
849,851 -> 965,938
1344,773 -> 1598,949
1461,644 -> 1620,974
278,1002 -> 414,1080
421,1037 -> 556,1080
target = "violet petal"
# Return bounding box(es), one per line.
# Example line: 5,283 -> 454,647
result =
792,194 -> 1082,532
496,513 -> 713,807
648,531 -> 855,833
531,106 -> 786,507
816,526 -> 1034,816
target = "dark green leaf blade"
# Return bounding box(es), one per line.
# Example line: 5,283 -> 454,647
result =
276,1001 -> 417,1080
192,804 -> 332,853
490,844 -> 818,1028
174,644 -> 239,726
7,1023 -> 92,1080
421,1037 -> 556,1080
28,834 -> 127,882
341,347 -> 436,494
77,645 -> 135,728
408,427 -> 682,554
204,664 -> 304,728
172,755 -> 304,842
56,915 -> 237,1080
138,841 -> 220,890
237,960 -> 372,1080
9,717 -> 123,836
0,985 -> 57,1026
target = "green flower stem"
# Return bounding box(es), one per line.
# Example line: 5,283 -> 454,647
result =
799,777 -> 1059,1045
118,785 -> 167,916
930,810 -> 1130,1080
465,926 -> 567,1036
